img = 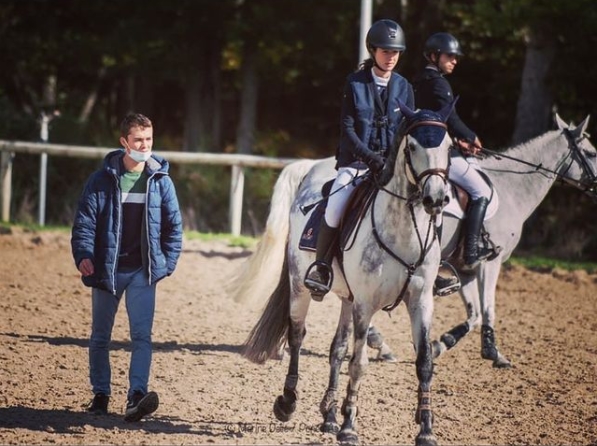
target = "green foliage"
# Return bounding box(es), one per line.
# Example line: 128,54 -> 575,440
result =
185,230 -> 256,249
507,256 -> 597,274
1,0 -> 597,257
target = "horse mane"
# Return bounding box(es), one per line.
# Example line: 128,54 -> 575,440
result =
481,130 -> 559,170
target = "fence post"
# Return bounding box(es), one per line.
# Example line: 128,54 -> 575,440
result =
229,164 -> 244,236
39,152 -> 48,226
1,151 -> 13,222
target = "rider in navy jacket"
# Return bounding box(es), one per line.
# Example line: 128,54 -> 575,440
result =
71,149 -> 182,294
304,19 -> 414,299
336,67 -> 414,168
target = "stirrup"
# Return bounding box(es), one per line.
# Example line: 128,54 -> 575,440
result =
465,246 -> 495,269
434,261 -> 461,297
304,261 -> 333,300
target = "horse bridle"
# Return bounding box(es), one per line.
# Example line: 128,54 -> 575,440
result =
560,128 -> 597,194
403,120 -> 450,188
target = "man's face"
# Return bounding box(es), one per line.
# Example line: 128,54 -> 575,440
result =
120,125 -> 153,154
437,52 -> 458,75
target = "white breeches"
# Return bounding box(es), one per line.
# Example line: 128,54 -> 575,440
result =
324,165 -> 369,228
449,156 -> 491,200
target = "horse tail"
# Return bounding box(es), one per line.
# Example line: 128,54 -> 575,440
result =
242,251 -> 291,364
228,159 -> 317,304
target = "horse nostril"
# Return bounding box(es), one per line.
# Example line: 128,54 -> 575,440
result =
443,196 -> 450,205
422,196 -> 433,208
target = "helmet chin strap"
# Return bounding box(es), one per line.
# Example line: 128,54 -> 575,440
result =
370,48 -> 392,73
431,52 -> 447,75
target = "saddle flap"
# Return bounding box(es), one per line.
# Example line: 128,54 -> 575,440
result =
298,179 -> 376,252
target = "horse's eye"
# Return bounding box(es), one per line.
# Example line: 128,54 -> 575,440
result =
408,142 -> 416,152
584,149 -> 596,159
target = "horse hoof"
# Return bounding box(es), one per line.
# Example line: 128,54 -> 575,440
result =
377,352 -> 398,363
431,340 -> 443,359
415,432 -> 438,446
321,421 -> 339,434
493,354 -> 512,369
337,429 -> 359,445
273,396 -> 295,422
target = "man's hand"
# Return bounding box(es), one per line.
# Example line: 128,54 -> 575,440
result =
78,258 -> 94,277
456,137 -> 482,157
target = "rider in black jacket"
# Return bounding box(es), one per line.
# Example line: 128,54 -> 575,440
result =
413,32 -> 493,272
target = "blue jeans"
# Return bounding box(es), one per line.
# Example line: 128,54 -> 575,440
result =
89,267 -> 156,400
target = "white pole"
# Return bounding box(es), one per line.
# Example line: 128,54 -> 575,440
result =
1,151 -> 13,222
229,165 -> 245,236
359,0 -> 373,64
38,112 -> 50,226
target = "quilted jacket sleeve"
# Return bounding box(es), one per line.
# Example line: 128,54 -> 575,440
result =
71,175 -> 99,269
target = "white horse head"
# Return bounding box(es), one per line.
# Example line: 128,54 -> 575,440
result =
554,114 -> 597,193
382,101 -> 454,216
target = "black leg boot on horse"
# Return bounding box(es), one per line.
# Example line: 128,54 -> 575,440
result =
462,197 -> 493,272
304,220 -> 338,301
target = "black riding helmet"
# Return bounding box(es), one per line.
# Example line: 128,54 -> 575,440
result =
423,32 -> 464,62
366,19 -> 406,55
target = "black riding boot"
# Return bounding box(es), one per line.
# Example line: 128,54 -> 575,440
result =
462,197 -> 493,271
304,220 -> 338,301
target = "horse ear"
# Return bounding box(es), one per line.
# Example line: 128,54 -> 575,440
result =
398,100 -> 416,121
437,96 -> 459,122
570,115 -> 591,139
579,115 -> 590,133
554,113 -> 568,130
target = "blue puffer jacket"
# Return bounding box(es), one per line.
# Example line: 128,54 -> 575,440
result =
71,149 -> 183,294
336,68 -> 414,168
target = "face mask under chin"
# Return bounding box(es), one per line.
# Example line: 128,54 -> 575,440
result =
128,149 -> 151,163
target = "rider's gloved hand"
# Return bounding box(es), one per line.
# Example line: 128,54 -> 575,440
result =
366,151 -> 386,172
456,138 -> 482,157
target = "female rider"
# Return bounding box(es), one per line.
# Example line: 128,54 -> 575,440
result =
304,19 -> 414,299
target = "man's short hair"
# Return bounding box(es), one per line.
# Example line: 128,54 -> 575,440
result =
120,113 -> 152,137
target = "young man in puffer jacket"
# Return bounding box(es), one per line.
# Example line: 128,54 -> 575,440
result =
71,112 -> 183,422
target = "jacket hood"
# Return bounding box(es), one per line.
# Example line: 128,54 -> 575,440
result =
102,149 -> 170,176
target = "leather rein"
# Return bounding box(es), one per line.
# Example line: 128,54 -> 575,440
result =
370,118 -> 449,312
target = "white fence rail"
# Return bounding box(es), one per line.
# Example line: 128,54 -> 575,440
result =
0,140 -> 303,235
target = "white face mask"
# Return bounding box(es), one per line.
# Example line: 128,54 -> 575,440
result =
128,149 -> 151,163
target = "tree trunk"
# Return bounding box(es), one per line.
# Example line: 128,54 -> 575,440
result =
78,66 -> 107,124
235,39 -> 258,155
183,67 -> 205,152
512,27 -> 555,145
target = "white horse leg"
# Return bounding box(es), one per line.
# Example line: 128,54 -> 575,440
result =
320,298 -> 352,434
408,293 -> 438,446
337,303 -> 372,445
273,289 -> 311,422
432,273 -> 481,358
479,262 -> 512,368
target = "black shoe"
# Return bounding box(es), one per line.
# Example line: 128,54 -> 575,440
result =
87,393 -> 109,415
434,275 -> 461,297
124,391 -> 159,422
304,269 -> 330,301
463,246 -> 494,272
